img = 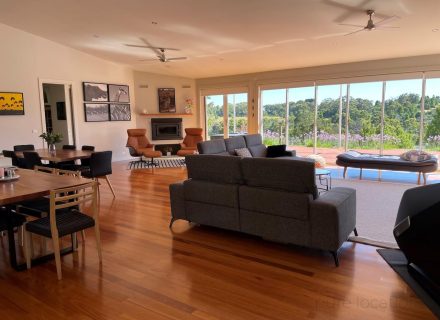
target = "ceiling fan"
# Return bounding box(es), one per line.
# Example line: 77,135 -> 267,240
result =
125,38 -> 187,62
340,10 -> 400,36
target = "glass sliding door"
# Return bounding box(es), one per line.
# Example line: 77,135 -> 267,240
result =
228,93 -> 248,136
205,95 -> 224,140
316,84 -> 347,164
205,92 -> 248,140
348,82 -> 383,152
288,86 -> 315,155
423,78 -> 440,155
261,89 -> 287,145
384,79 -> 422,154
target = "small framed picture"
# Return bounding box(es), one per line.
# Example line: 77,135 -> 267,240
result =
83,82 -> 108,102
0,92 -> 25,115
110,104 -> 131,121
84,103 -> 109,122
109,84 -> 130,103
158,88 -> 176,113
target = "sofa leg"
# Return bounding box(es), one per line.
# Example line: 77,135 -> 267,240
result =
353,227 -> 358,237
331,250 -> 339,267
169,217 -> 176,229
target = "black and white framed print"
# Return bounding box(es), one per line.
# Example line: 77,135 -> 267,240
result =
158,88 -> 176,113
108,84 -> 130,103
84,103 -> 110,122
110,104 -> 131,121
83,82 -> 108,102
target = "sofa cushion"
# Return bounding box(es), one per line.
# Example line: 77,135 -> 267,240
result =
235,147 -> 252,158
197,139 -> 228,155
239,186 -> 311,220
184,180 -> 239,208
225,136 -> 247,155
266,145 -> 287,158
244,134 -> 263,146
248,144 -> 267,157
185,154 -> 243,184
241,157 -> 318,199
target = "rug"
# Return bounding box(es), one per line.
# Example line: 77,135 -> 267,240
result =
130,157 -> 185,169
330,178 -> 415,247
377,249 -> 440,318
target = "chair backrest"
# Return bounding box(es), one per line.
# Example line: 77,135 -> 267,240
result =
2,150 -> 20,167
49,181 -> 98,225
63,145 -> 76,150
34,166 -> 56,174
89,151 -> 112,177
182,128 -> 203,148
23,151 -> 42,169
14,144 -> 35,152
82,145 -> 95,151
56,168 -> 82,178
127,146 -> 141,157
127,129 -> 151,150
80,145 -> 95,166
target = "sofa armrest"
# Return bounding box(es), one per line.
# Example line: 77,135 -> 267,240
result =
309,187 -> 356,251
169,182 -> 186,221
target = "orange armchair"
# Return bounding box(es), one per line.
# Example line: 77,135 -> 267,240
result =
177,128 -> 203,156
126,129 -> 162,166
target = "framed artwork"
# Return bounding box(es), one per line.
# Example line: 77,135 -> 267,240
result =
83,82 -> 108,102
158,88 -> 176,113
110,104 -> 131,121
84,103 -> 110,122
0,92 -> 24,115
109,84 -> 130,103
56,101 -> 66,120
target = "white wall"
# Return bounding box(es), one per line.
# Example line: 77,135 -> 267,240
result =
0,23 -> 135,161
133,71 -> 198,144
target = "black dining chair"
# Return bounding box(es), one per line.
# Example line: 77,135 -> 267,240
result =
13,144 -> 35,152
57,145 -> 77,168
62,145 -> 76,150
23,151 -> 46,169
2,150 -> 26,168
82,151 -> 115,198
80,145 -> 95,167
0,207 -> 27,264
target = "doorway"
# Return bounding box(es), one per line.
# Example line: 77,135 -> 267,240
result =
39,81 -> 76,148
204,92 -> 248,140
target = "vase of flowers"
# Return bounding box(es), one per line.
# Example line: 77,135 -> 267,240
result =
184,97 -> 193,114
39,132 -> 63,154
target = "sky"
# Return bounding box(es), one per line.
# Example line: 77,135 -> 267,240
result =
205,78 -> 440,107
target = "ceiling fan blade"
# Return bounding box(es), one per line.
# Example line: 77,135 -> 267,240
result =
166,57 -> 187,61
375,15 -> 400,26
324,0 -> 374,23
138,58 -> 158,62
125,44 -> 150,48
376,25 -> 400,29
344,28 -> 366,36
339,23 -> 365,28
140,37 -> 162,56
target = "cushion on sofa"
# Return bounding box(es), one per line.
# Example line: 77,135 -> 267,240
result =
266,145 -> 287,158
184,180 -> 239,208
243,134 -> 263,146
185,154 -> 243,184
241,158 -> 318,199
197,139 -> 228,155
235,148 -> 252,158
225,136 -> 247,155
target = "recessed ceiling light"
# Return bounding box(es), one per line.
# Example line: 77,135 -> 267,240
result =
432,28 -> 439,32
93,34 -> 100,38
152,21 -> 158,25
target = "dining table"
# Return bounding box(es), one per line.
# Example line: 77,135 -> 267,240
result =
0,168 -> 91,270
15,148 -> 93,163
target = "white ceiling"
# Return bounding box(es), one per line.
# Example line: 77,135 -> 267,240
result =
1,0 -> 440,79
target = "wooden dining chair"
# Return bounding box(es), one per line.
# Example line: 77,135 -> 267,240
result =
24,181 -> 102,280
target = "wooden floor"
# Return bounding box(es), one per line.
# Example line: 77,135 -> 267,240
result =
0,162 -> 434,320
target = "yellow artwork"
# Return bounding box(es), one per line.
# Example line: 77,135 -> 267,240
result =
0,92 -> 24,115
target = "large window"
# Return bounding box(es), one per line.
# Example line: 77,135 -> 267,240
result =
260,74 -> 435,165
228,93 -> 248,135
205,95 -> 224,140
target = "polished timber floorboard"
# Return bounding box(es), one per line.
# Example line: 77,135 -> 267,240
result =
0,162 -> 434,320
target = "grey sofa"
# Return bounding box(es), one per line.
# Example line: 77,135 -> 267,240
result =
169,155 -> 357,266
197,134 -> 296,158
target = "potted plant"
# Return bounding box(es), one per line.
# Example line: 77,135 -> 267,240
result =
39,132 -> 63,153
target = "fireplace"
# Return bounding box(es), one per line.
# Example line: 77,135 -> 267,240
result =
151,118 -> 182,140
